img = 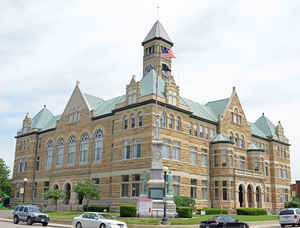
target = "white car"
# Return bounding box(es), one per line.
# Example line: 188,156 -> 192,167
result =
73,212 -> 127,228
279,208 -> 300,227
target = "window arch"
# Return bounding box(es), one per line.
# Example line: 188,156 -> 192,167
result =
240,135 -> 245,148
138,112 -> 143,127
193,124 -> 198,136
130,114 -> 135,128
235,133 -> 239,146
175,117 -> 181,131
67,136 -> 76,166
123,116 -> 128,129
46,140 -> 54,169
168,114 -> 174,129
80,133 -> 89,164
160,111 -> 166,128
229,132 -> 233,142
56,138 -> 64,167
94,129 -> 103,161
133,138 -> 141,159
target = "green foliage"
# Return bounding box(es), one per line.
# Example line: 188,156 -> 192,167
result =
85,206 -> 110,212
177,207 -> 193,218
236,208 -> 267,215
174,195 -> 195,208
120,205 -> 136,217
197,208 -> 228,215
284,198 -> 300,208
0,159 -> 11,196
43,189 -> 65,201
73,180 -> 101,208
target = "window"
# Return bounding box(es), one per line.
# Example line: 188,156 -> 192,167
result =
190,179 -> 197,199
194,124 -> 198,136
121,175 -> 129,197
160,111 -> 166,128
240,156 -> 245,170
173,184 -> 180,196
173,141 -> 181,161
265,163 -> 269,176
210,129 -> 215,138
33,182 -> 38,199
222,150 -> 227,168
265,187 -> 270,202
23,158 -> 27,171
229,132 -> 233,142
222,181 -> 227,200
130,114 -> 135,128
229,151 -> 233,168
133,139 -> 141,159
168,115 -> 174,129
112,120 -> 115,134
68,111 -> 80,123
43,181 -> 49,199
16,183 -> 20,198
17,160 -> 22,173
111,144 -> 114,161
80,134 -> 89,164
189,122 -> 193,135
240,135 -> 245,148
67,136 -> 76,166
205,127 -> 209,139
232,108 -> 242,125
138,112 -> 143,127
132,174 -> 140,197
231,181 -> 234,200
128,87 -> 136,105
35,156 -> 40,171
233,155 -> 237,168
176,117 -> 181,130
124,116 -> 128,129
190,146 -> 197,165
234,134 -> 239,146
201,149 -> 208,167
214,151 -> 218,167
56,138 -> 64,167
254,157 -> 259,171
168,90 -> 177,105
215,188 -> 219,200
94,129 -> 103,161
162,139 -> 171,159
123,140 -> 130,160
46,140 -> 54,169
92,178 -> 100,185
202,180 -> 208,200
200,126 -> 204,138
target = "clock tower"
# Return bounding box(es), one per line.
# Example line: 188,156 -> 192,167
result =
142,20 -> 173,80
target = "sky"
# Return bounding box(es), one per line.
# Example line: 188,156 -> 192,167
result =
0,0 -> 299,182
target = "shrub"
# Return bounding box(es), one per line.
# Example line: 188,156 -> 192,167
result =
174,196 -> 195,208
236,208 -> 267,215
285,198 -> 300,208
177,207 -> 193,218
85,206 -> 110,212
120,205 -> 136,217
197,208 -> 228,215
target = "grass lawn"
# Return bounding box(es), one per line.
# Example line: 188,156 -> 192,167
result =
45,211 -> 278,225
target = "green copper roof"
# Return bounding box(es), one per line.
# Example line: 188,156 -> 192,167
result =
254,114 -> 277,137
211,134 -> 233,144
84,93 -> 104,110
31,107 -> 54,129
95,95 -> 126,116
141,69 -> 165,98
205,98 -> 230,120
42,115 -> 61,131
181,97 -> 217,122
248,122 -> 267,139
247,142 -> 264,152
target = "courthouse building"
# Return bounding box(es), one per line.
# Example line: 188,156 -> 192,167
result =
12,20 -> 291,212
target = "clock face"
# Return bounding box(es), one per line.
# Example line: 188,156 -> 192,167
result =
144,64 -> 154,74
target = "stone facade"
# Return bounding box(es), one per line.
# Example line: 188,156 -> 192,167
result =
11,20 -> 291,213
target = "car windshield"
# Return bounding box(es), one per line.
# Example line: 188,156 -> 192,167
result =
28,207 -> 42,213
98,214 -> 114,220
280,210 -> 295,215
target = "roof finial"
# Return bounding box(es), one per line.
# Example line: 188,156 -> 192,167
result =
43,105 -> 46,108
233,86 -> 236,92
76,80 -> 80,86
156,4 -> 160,20
262,112 -> 264,116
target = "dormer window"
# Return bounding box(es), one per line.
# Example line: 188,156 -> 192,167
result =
168,90 -> 177,106
128,87 -> 136,105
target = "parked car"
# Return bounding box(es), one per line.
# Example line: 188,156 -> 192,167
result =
13,204 -> 50,226
279,208 -> 300,227
200,215 -> 249,228
73,212 -> 127,228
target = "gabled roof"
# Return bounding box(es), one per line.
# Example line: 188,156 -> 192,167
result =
142,20 -> 173,46
95,95 -> 126,116
248,121 -> 267,139
247,142 -> 264,152
255,114 -> 277,137
211,134 -> 233,144
205,98 -> 230,120
140,69 -> 165,98
31,107 -> 54,129
84,93 -> 104,110
42,115 -> 61,131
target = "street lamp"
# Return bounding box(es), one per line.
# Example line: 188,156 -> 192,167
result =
161,166 -> 168,225
23,178 -> 28,203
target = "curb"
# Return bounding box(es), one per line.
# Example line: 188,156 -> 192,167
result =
0,218 -> 72,228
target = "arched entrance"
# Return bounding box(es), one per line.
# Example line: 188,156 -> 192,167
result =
53,184 -> 59,190
247,185 -> 254,208
64,183 -> 71,205
256,186 -> 261,208
239,185 -> 244,207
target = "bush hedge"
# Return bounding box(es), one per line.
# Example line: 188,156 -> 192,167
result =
85,206 -> 110,212
177,207 -> 193,218
197,208 -> 228,215
120,205 -> 137,217
174,196 -> 195,208
236,208 -> 267,215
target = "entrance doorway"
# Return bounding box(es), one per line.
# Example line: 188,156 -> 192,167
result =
239,185 -> 244,207
64,183 -> 71,205
247,185 -> 254,208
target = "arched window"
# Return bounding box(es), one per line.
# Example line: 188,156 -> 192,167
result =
235,134 -> 239,146
168,115 -> 174,129
133,138 -> 141,159
254,157 -> 259,171
229,132 -> 233,142
80,133 -> 89,164
67,136 -> 76,166
160,110 -> 166,128
46,140 -> 54,169
138,112 -> 143,127
240,135 -> 245,148
94,129 -> 103,161
124,116 -> 128,129
56,138 -> 64,167
175,117 -> 181,131
130,114 -> 135,128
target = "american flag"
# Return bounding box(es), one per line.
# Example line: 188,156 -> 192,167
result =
161,49 -> 176,59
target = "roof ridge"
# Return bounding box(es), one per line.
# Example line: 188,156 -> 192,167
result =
206,97 -> 230,104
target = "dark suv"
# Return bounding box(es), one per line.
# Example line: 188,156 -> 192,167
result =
13,204 -> 49,226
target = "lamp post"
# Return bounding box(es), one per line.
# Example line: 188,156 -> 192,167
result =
23,178 -> 28,203
161,166 -> 168,225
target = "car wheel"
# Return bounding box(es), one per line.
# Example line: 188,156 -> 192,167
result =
281,225 -> 285,228
100,223 -> 106,228
42,222 -> 48,226
76,222 -> 83,228
26,217 -> 33,225
13,216 -> 19,224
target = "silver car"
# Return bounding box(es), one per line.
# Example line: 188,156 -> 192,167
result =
73,212 -> 127,228
279,208 -> 300,227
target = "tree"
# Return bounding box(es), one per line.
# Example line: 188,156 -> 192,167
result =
0,159 -> 11,196
43,189 -> 64,211
73,180 -> 101,209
